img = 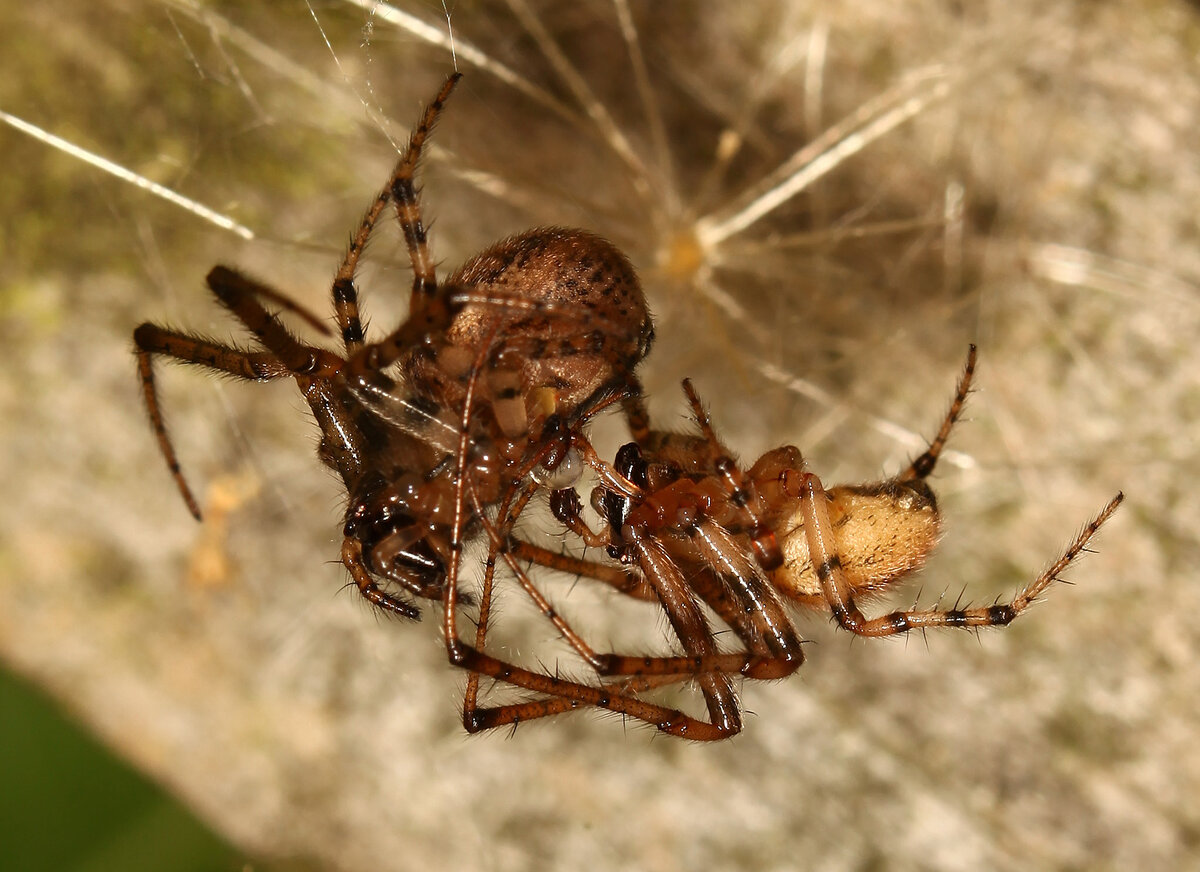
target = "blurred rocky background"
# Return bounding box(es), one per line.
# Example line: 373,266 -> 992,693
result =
1,2 -> 1196,869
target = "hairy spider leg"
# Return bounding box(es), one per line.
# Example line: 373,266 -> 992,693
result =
331,73 -> 462,357
798,471 -> 1124,636
680,379 -> 784,570
341,74 -> 462,376
451,531 -> 748,740
901,344 -> 977,483
546,467 -> 749,730
451,374 -> 705,678
511,533 -> 807,675
204,267 -> 388,490
678,520 -> 805,679
233,279 -> 333,337
551,503 -> 801,689
622,375 -> 653,446
453,641 -> 745,740
135,266 -> 349,519
460,478 -> 553,721
559,436 -> 806,682
512,534 -> 804,684
391,75 -> 460,308
205,267 -> 345,378
339,537 -> 422,620
508,540 -> 660,601
135,328 -> 289,520
609,528 -> 743,730
471,479 -> 611,663
670,381 -> 807,668
787,347 -> 1123,638
481,481 -> 764,734
464,459 -> 737,687
136,268 -> 419,619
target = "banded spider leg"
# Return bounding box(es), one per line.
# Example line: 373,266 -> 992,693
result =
136,75 -> 467,618
765,346 -> 1125,638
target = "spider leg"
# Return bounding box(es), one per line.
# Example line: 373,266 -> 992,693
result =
621,376 -> 653,445
901,344 -> 976,482
508,539 -> 659,601
612,531 -> 742,731
231,279 -> 332,337
474,465 -> 758,704
204,267 -> 344,378
797,471 -> 1124,637
682,519 -> 805,679
328,73 -> 461,358
133,324 -> 293,520
681,378 -> 783,569
340,535 -> 422,620
459,476 -> 607,727
136,268 -> 367,516
456,642 -> 742,740
475,480 -> 615,669
514,507 -> 799,682
203,267 -> 379,489
340,75 -> 462,377
461,514 -> 504,721
514,530 -> 803,678
573,532 -> 803,686
595,387 -> 805,681
295,377 -> 368,489
462,464 -> 633,721
550,453 -> 783,690
392,74 -> 461,309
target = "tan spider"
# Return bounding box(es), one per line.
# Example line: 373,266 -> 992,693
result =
476,347 -> 1124,738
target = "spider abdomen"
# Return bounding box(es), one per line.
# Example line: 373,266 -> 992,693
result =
773,480 -> 942,603
410,228 -> 654,431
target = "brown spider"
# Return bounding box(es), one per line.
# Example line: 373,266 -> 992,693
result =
464,346 -> 1124,739
133,74 -> 704,732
